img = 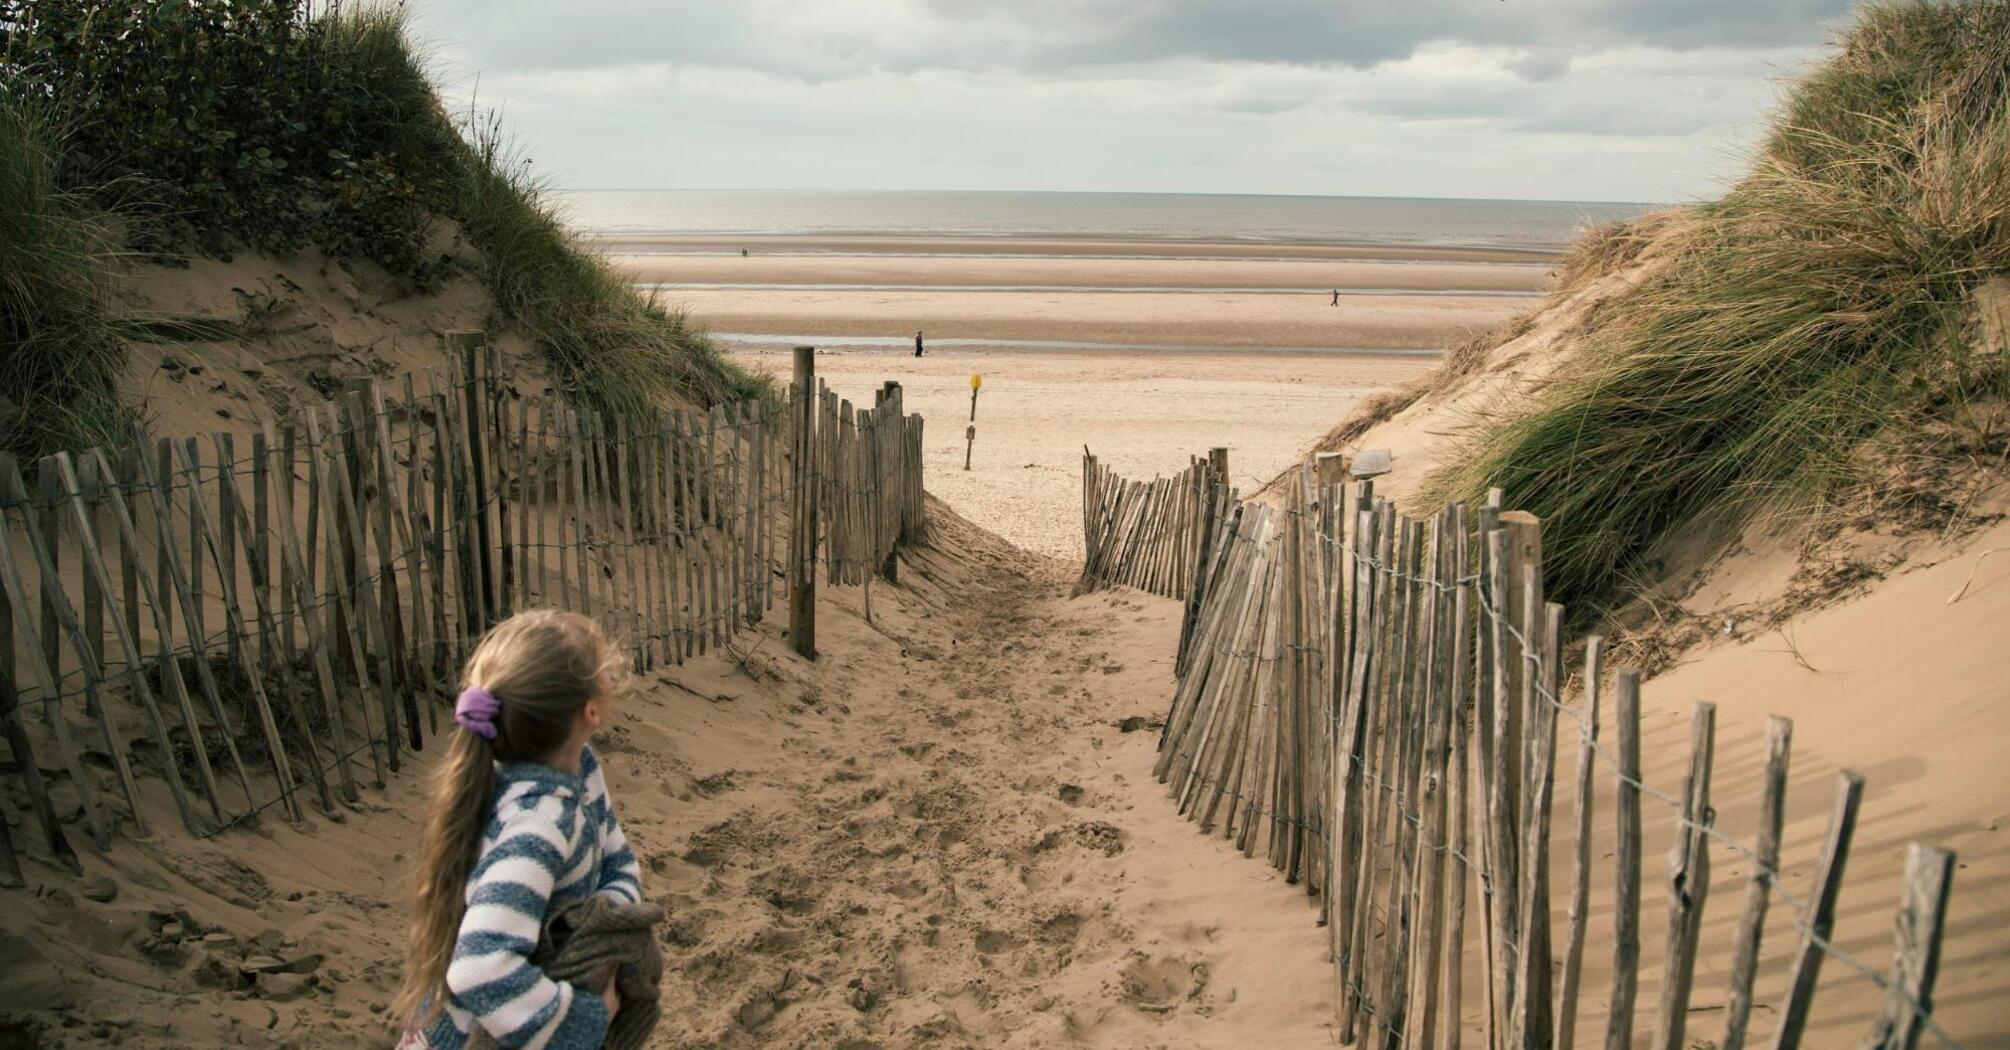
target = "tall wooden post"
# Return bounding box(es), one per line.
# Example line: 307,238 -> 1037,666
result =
449,331 -> 497,631
880,384 -> 901,584
1209,447 -> 1229,491
1314,451 -> 1345,491
789,347 -> 818,659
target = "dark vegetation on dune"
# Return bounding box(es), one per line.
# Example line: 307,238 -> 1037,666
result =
1418,0 -> 2010,614
0,0 -> 761,456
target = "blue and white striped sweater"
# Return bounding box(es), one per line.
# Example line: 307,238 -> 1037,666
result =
420,745 -> 644,1050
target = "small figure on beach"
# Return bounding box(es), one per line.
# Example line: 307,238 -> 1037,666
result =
1331,289 -> 1339,306
741,248 -> 748,257
915,330 -> 925,357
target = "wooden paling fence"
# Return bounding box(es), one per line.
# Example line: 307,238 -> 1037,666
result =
819,379 -> 927,586
1087,454 -> 1960,1050
1075,447 -> 1228,602
0,334 -> 923,882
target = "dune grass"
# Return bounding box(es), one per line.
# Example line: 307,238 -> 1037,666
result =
0,100 -> 130,457
1427,0 -> 2010,612
296,3 -> 769,413
0,0 -> 763,447
456,111 -> 768,415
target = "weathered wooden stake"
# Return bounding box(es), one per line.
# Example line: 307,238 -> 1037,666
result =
1607,670 -> 1643,1050
1861,844 -> 1955,1050
789,347 -> 818,659
1652,702 -> 1716,1050
1721,715 -> 1792,1050
1769,771 -> 1865,1050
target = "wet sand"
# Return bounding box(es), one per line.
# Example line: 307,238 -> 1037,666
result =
616,252 -> 1551,293
610,235 -> 1545,353
605,233 -> 1543,557
589,233 -> 1563,264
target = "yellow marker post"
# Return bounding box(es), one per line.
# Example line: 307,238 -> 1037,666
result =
966,375 -> 981,470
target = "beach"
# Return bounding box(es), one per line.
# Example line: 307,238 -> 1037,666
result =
604,233 -> 1547,556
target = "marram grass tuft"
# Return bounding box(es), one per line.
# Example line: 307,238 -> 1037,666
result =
1428,0 -> 2010,612
0,100 -> 130,456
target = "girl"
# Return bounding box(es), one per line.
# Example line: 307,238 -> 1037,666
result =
393,610 -> 645,1049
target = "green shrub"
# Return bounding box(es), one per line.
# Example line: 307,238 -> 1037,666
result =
0,99 -> 128,456
1,0 -> 762,415
1430,0 -> 2010,613
3,0 -> 461,281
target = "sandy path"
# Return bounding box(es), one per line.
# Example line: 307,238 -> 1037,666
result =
645,516 -> 1338,1048
0,505 -> 1343,1050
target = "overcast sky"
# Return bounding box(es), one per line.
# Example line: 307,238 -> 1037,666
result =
410,0 -> 1860,203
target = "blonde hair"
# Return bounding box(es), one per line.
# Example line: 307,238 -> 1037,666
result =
392,609 -> 627,1028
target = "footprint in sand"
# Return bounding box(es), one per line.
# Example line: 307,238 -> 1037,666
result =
1119,951 -> 1210,1015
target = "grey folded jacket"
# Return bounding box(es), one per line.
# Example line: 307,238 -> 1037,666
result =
467,896 -> 664,1050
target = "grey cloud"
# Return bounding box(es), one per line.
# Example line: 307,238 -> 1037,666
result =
1515,102 -> 1722,137
1353,85 -> 1528,123
417,0 -> 1857,77
409,0 -> 1823,201
1507,49 -> 1573,82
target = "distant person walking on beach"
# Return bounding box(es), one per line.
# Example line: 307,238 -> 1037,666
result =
914,330 -> 925,357
1331,289 -> 1339,306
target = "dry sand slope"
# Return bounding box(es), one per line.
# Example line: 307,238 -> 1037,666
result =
0,505 -> 1338,1050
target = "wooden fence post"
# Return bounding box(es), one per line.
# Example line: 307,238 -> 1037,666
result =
1653,702 -> 1716,1050
448,331 -> 496,630
790,347 -> 818,659
1607,670 -> 1644,1050
1721,716 -> 1792,1050
1862,844 -> 1955,1050
1769,771 -> 1865,1050
1555,637 -> 1604,1050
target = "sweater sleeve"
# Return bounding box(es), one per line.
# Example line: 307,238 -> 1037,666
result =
445,796 -> 611,1049
581,746 -> 644,905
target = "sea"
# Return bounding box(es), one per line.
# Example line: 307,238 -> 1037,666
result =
551,189 -> 1656,253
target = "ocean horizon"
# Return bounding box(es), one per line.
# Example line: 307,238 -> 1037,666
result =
553,188 -> 1658,251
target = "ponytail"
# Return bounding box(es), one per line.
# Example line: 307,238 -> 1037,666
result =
391,609 -> 624,1029
393,729 -> 497,1025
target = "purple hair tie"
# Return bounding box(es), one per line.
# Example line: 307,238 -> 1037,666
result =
455,686 -> 500,740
